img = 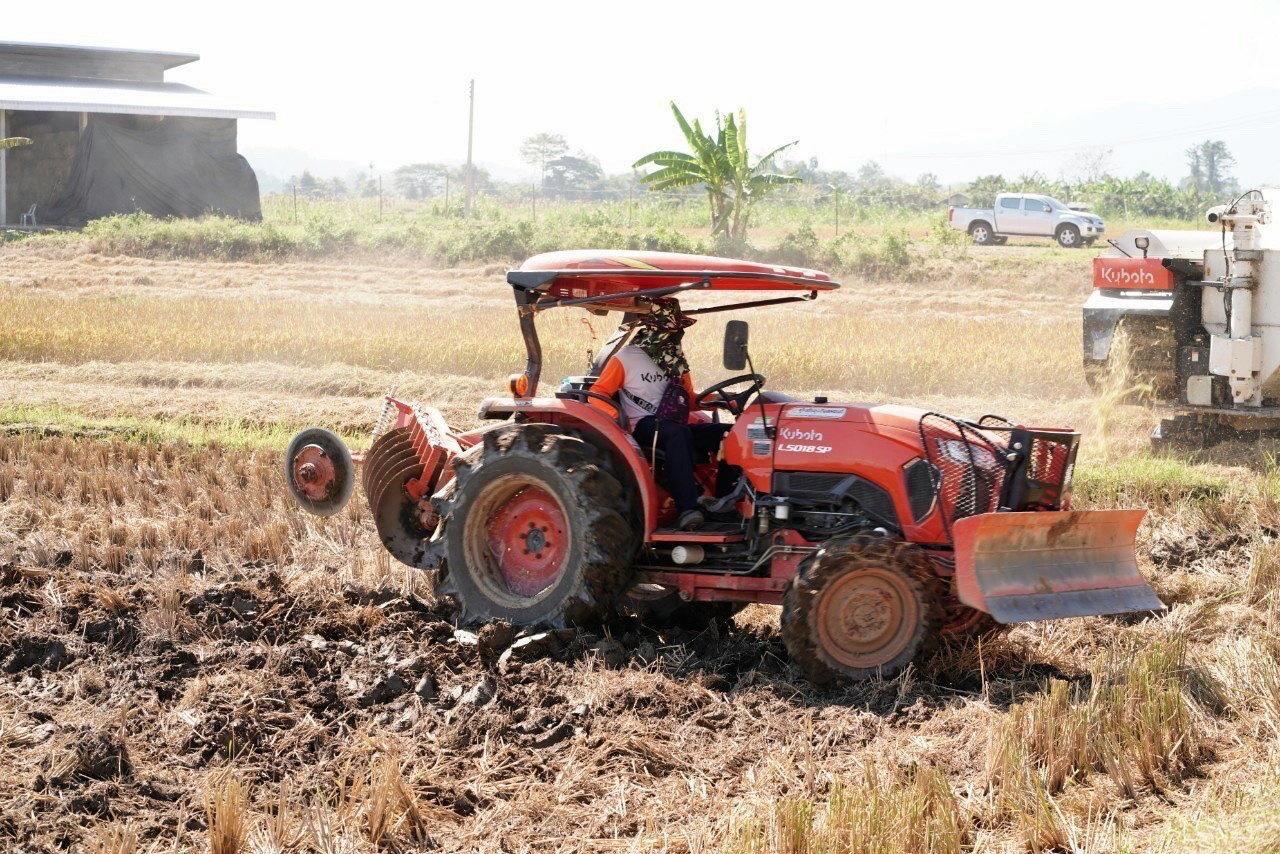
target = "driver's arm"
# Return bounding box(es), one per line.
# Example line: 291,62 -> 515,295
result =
682,372 -> 698,418
586,357 -> 624,418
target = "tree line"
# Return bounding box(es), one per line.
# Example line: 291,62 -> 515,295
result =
282,109 -> 1242,230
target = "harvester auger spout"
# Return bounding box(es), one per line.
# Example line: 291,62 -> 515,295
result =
285,248 -> 1163,684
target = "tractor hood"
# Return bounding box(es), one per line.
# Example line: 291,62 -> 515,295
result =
769,402 -> 934,465
774,402 -> 928,436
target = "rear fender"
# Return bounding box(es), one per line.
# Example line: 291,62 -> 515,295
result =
953,509 -> 1162,623
478,397 -> 660,534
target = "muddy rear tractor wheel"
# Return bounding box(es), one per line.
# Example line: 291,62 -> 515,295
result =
782,535 -> 942,684
437,424 -> 636,628
285,427 -> 356,517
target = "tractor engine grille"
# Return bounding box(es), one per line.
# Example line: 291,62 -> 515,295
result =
918,412 -> 1079,541
772,471 -> 899,529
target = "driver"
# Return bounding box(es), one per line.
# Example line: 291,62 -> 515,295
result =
588,298 -> 730,530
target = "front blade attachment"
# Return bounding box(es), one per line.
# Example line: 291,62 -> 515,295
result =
952,509 -> 1163,623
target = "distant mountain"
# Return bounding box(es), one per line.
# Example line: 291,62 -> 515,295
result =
241,147 -> 363,193
884,87 -> 1280,187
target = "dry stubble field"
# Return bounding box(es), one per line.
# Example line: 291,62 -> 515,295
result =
2,237 -> 1280,852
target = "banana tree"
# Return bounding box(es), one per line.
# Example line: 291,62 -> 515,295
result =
634,104 -> 799,240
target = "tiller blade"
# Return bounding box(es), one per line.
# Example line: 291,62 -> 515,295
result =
952,509 -> 1163,623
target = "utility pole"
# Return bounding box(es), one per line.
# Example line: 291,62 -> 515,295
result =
0,110 -> 7,226
464,79 -> 475,216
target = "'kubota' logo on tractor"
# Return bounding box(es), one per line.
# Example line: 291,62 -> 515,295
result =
780,426 -> 824,442
778,427 -> 832,453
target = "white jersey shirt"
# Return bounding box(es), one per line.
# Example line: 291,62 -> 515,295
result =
611,345 -> 673,427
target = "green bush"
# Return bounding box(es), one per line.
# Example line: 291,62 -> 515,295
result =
825,230 -> 917,280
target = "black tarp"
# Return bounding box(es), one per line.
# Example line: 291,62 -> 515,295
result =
42,116 -> 261,226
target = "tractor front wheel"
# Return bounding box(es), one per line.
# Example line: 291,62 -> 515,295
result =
782,535 -> 941,684
438,424 -> 635,627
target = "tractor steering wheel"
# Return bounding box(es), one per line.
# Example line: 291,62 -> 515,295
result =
696,374 -> 766,416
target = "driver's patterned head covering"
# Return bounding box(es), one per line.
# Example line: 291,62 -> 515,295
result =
633,298 -> 694,378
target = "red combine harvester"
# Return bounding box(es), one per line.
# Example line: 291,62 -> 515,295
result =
287,250 -> 1161,682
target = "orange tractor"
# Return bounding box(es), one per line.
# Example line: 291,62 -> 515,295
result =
286,250 -> 1161,682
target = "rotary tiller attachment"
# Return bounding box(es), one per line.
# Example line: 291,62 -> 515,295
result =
952,509 -> 1163,623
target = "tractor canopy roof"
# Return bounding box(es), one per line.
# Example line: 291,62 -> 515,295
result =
508,250 -> 838,312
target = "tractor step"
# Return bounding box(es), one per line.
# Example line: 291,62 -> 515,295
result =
650,523 -> 746,544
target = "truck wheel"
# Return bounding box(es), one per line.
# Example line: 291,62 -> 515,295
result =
1056,224 -> 1082,248
438,424 -> 636,628
781,535 -> 941,684
968,222 -> 995,245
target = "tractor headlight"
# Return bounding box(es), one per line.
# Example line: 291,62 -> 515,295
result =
935,438 -> 998,470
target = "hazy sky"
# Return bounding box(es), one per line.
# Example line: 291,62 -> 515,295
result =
10,0 -> 1280,184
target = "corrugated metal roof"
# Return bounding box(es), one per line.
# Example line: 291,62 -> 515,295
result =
0,41 -> 200,72
0,76 -> 274,120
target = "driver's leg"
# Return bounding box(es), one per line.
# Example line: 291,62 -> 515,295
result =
633,416 -> 703,529
689,423 -> 731,461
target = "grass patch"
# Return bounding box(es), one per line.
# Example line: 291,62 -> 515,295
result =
23,198 -> 1133,274
987,638 -> 1205,806
725,765 -> 970,854
1153,772 -> 1280,853
1074,456 -> 1230,508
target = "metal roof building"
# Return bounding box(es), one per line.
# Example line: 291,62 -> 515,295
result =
0,41 -> 274,226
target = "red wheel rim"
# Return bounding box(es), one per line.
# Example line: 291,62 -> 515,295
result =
483,484 -> 569,598
292,444 -> 337,501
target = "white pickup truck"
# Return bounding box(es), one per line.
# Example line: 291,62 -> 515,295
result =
948,193 -> 1106,248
